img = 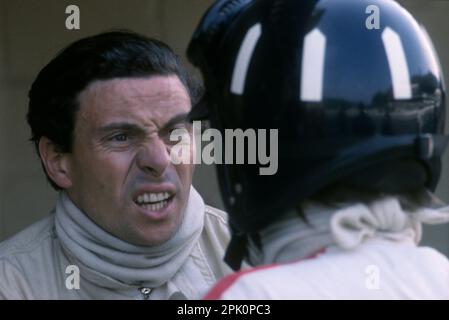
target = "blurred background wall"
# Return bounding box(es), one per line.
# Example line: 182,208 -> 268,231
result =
0,0 -> 448,256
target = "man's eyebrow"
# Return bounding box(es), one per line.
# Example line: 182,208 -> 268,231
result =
161,113 -> 190,130
96,122 -> 143,135
96,114 -> 190,136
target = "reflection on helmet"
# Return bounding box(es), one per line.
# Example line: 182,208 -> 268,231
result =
188,0 -> 448,239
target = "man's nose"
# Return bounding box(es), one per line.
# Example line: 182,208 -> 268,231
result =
135,138 -> 171,177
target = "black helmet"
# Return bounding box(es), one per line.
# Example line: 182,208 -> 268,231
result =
188,0 -> 448,268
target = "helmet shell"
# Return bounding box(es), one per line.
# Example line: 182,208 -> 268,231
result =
188,0 -> 447,233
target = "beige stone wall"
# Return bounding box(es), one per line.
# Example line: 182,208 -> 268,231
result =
0,0 -> 448,255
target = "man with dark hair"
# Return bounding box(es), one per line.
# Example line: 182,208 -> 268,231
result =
0,31 -> 231,299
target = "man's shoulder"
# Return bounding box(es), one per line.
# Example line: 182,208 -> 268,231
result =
203,263 -> 281,300
0,215 -> 55,260
0,215 -> 57,299
206,240 -> 449,299
196,205 -> 232,280
202,205 -> 230,243
204,248 -> 344,299
204,205 -> 228,227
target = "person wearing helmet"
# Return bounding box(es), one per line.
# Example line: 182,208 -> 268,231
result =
187,0 -> 449,299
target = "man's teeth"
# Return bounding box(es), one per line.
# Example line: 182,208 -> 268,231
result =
141,200 -> 169,211
136,192 -> 171,208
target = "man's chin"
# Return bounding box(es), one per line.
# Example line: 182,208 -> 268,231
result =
130,228 -> 178,247
119,197 -> 184,246
127,214 -> 181,246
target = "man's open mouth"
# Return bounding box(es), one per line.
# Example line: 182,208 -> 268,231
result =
133,192 -> 174,211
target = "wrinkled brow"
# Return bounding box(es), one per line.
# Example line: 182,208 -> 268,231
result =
96,113 -> 190,135
96,122 -> 144,136
160,113 -> 190,130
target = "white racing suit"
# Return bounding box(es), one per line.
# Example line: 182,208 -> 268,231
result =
205,196 -> 449,299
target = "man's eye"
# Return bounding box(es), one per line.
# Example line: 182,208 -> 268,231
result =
111,133 -> 128,142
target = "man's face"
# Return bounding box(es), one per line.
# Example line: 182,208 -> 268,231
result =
66,76 -> 194,246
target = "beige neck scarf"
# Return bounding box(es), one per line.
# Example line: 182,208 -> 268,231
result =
55,187 -> 204,288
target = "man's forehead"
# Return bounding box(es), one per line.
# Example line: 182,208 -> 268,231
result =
80,76 -> 190,104
76,76 -> 191,123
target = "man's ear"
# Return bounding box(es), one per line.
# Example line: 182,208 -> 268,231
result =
38,137 -> 73,189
